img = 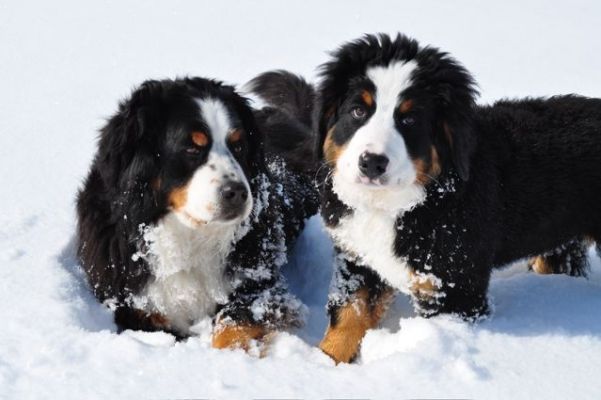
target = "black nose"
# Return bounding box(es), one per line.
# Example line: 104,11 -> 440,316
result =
358,152 -> 389,179
219,181 -> 248,208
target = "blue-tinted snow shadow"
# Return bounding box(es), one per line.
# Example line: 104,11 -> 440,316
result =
57,212 -> 601,343
283,216 -> 333,345
56,235 -> 116,333
480,252 -> 601,337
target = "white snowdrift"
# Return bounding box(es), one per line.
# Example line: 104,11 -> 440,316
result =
2,1 -> 601,399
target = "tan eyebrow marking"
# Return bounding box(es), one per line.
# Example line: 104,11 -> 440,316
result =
228,129 -> 242,142
399,99 -> 414,113
191,131 -> 208,146
361,90 -> 374,107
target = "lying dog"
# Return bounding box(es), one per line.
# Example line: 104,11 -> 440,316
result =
257,34 -> 600,363
76,77 -> 318,349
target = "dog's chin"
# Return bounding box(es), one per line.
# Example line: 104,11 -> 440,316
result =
332,173 -> 426,215
174,201 -> 253,229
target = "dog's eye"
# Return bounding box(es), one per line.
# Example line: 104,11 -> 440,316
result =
401,116 -> 416,126
232,144 -> 243,153
350,106 -> 367,120
186,147 -> 201,155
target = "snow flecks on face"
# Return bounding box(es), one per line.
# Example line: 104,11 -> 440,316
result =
171,98 -> 252,227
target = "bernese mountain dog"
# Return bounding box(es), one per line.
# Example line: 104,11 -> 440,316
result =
259,33 -> 601,363
76,76 -> 318,350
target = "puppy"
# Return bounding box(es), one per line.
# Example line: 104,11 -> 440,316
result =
257,34 -> 601,363
76,77 -> 318,349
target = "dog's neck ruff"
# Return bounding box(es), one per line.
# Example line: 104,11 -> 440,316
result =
131,212 -> 248,334
327,172 -> 459,292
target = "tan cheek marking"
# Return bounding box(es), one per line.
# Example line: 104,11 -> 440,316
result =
192,131 -> 209,146
361,90 -> 374,107
323,125 -> 347,166
212,324 -> 267,351
399,99 -> 414,114
168,185 -> 188,211
414,146 -> 441,185
319,288 -> 394,364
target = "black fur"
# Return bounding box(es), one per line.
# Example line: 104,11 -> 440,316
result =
77,77 -> 318,336
261,34 -> 600,325
247,70 -> 317,174
318,34 -> 601,319
528,237 -> 590,277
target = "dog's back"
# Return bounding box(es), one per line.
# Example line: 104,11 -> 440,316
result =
475,96 -> 601,265
247,70 -> 317,177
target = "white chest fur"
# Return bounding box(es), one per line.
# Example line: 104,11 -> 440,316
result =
328,210 -> 412,293
133,212 -> 241,334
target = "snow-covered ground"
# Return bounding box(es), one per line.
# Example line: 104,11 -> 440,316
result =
2,1 -> 601,398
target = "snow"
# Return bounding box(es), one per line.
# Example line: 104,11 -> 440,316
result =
2,0 -> 601,398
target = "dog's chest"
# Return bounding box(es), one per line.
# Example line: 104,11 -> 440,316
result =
328,210 -> 412,292
135,213 -> 239,334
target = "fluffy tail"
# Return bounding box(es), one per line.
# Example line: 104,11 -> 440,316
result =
246,70 -> 316,174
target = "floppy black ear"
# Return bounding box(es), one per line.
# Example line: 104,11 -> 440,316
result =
440,111 -> 475,182
97,80 -> 164,190
228,86 -> 267,179
427,54 -> 478,181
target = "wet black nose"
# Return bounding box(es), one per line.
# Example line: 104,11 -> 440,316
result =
358,152 -> 389,179
219,181 -> 248,208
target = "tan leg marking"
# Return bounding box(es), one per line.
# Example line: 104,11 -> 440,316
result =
408,269 -> 445,309
212,324 -> 267,351
319,288 -> 394,364
530,256 -> 554,275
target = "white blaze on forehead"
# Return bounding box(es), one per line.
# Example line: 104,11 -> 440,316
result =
197,98 -> 232,151
367,60 -> 417,112
359,59 -> 418,155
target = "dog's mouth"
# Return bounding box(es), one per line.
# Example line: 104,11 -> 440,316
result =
180,211 -> 208,227
356,175 -> 389,186
217,206 -> 251,222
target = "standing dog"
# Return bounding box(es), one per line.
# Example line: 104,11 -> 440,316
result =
257,34 -> 600,363
77,77 -> 318,349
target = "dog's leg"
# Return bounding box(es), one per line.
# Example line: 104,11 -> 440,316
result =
114,306 -> 183,339
319,254 -> 394,364
529,237 -> 591,277
211,323 -> 267,351
408,266 -> 490,321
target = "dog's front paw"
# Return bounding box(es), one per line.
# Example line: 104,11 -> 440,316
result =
319,328 -> 362,364
212,324 -> 268,352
